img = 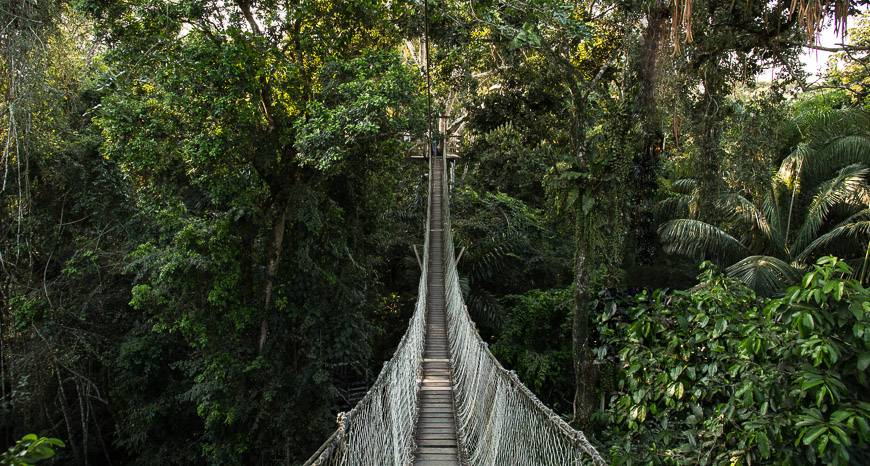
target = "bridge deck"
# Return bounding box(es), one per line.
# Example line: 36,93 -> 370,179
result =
413,156 -> 461,466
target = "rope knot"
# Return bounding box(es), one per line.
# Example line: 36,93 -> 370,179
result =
335,412 -> 347,432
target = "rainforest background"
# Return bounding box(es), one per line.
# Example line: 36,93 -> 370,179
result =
2,0 -> 870,464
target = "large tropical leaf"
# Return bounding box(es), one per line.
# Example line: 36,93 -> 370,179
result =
671,178 -> 698,194
801,134 -> 870,185
795,209 -> 870,263
776,144 -> 810,194
659,219 -> 749,263
658,194 -> 696,219
726,255 -> 802,296
792,164 -> 869,256
793,107 -> 870,146
786,108 -> 870,186
718,193 -> 773,242
658,178 -> 700,219
761,187 -> 787,253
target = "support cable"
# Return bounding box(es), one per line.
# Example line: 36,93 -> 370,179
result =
423,0 -> 434,157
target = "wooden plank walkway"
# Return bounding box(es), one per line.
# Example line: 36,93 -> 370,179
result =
413,156 -> 462,466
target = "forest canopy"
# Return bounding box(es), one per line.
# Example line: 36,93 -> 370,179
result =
2,0 -> 869,464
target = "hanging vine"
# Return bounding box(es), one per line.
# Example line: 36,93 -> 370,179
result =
670,0 -> 852,53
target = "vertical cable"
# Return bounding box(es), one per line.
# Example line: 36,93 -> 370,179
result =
423,0 -> 433,158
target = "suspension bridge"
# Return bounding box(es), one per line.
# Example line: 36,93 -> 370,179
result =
304,151 -> 605,465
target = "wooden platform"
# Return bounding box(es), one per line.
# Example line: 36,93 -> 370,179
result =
413,157 -> 461,465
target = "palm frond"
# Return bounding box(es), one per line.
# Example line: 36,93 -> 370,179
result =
761,189 -> 787,253
659,178 -> 699,219
718,193 -> 772,241
671,178 -> 698,194
466,287 -> 505,330
792,164 -> 869,255
777,143 -> 811,194
794,108 -> 870,147
795,209 -> 870,263
726,255 -> 802,296
801,135 -> 870,186
658,194 -> 695,219
659,219 -> 749,263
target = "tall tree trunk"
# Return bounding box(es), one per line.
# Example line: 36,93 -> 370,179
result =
630,6 -> 668,264
258,201 -> 289,352
572,234 -> 593,428
568,88 -> 599,429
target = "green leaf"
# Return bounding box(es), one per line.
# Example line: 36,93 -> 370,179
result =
756,431 -> 771,459
835,281 -> 845,301
830,410 -> 851,423
803,271 -> 817,289
803,425 -> 827,445
802,312 -> 815,333
565,189 -> 579,210
715,318 -> 728,335
858,352 -> 870,371
581,193 -> 594,214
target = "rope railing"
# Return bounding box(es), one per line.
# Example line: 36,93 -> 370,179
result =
306,152 -> 607,465
440,160 -> 607,466
304,155 -> 432,466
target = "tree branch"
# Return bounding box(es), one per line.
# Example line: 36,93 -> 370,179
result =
235,0 -> 262,36
791,42 -> 870,53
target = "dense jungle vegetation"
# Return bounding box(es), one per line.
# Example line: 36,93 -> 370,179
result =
2,0 -> 870,464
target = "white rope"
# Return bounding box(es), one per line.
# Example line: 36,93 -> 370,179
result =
440,160 -> 607,466
304,156 -> 432,466
307,153 -> 607,465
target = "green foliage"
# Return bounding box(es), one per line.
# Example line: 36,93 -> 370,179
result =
3,0 -> 424,463
824,12 -> 870,109
1,434 -> 65,466
295,51 -> 422,174
599,257 -> 870,464
451,186 -> 574,332
492,289 -> 574,412
462,123 -> 554,205
3,0 -> 868,463
659,107 -> 870,295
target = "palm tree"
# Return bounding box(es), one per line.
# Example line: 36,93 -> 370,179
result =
659,108 -> 870,295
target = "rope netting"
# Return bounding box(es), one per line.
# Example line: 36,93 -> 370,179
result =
307,154 -> 606,465
304,157 -> 432,466
440,163 -> 607,466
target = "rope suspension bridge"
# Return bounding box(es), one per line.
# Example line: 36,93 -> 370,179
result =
304,151 -> 605,465
305,1 -> 603,462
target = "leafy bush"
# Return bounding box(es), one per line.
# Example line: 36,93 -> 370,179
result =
599,257 -> 870,465
492,289 -> 575,413
1,434 -> 64,466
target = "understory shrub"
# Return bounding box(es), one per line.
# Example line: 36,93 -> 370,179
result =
599,257 -> 870,465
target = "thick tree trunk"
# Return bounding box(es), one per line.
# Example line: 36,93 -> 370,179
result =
571,237 -> 593,428
258,202 -> 289,352
568,90 -> 597,429
630,6 -> 668,263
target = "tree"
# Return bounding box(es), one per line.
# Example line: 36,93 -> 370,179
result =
428,0 -> 633,426
824,11 -> 870,108
89,1 -> 422,459
660,107 -> 870,294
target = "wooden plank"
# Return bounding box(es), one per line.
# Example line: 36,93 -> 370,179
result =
417,448 -> 459,455
414,157 -> 461,465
